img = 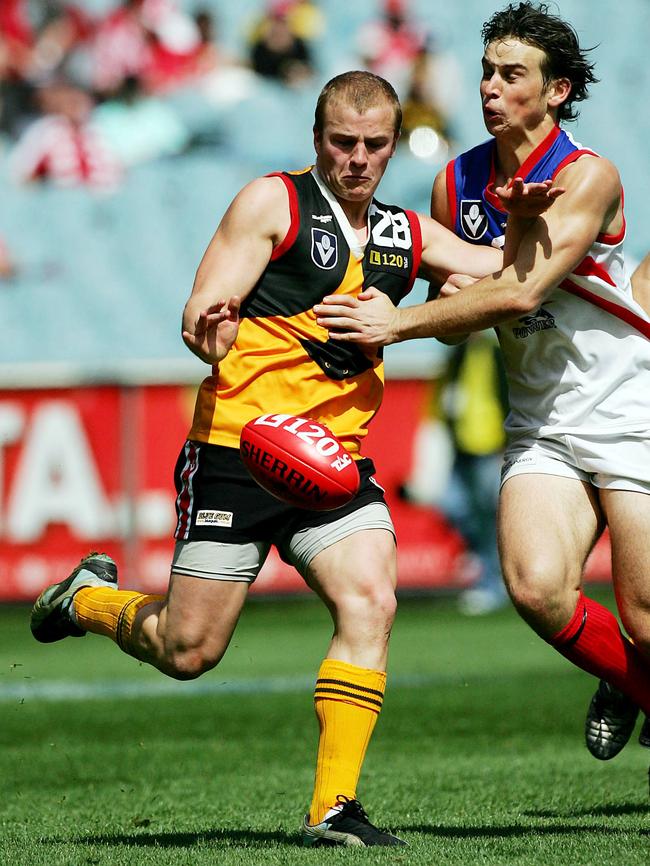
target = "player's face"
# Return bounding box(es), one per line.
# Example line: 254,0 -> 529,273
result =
314,100 -> 398,203
480,39 -> 554,137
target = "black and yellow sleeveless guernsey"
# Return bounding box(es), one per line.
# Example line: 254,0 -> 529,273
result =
189,166 -> 422,456
175,166 -> 422,543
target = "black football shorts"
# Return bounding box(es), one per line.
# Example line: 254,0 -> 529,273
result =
173,440 -> 387,547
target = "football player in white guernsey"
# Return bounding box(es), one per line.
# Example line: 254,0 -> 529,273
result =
315,3 -> 650,768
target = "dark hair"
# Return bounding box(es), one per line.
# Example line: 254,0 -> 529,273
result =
314,71 -> 402,136
481,2 -> 598,122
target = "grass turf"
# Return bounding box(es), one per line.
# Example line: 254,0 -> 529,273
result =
0,589 -> 648,865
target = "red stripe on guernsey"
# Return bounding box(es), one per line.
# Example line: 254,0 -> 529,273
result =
267,173 -> 300,260
551,148 -> 598,180
516,125 -> 561,179
484,181 -> 503,210
445,159 -> 457,227
485,126 -> 563,212
561,278 -> 650,339
484,156 -> 504,211
572,255 -> 616,287
597,219 -> 626,245
174,441 -> 200,540
404,210 -> 423,294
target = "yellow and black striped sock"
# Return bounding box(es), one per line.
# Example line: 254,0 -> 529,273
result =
308,658 -> 386,825
73,587 -> 164,658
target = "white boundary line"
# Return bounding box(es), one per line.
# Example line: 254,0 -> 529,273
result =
0,672 -> 442,703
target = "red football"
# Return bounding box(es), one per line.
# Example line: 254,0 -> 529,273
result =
240,413 -> 360,511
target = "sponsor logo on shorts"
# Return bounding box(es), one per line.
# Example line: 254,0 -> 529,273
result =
196,510 -> 233,527
502,455 -> 536,478
512,307 -> 556,339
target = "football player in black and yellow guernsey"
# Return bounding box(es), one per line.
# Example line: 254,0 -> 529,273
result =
31,71 -> 560,847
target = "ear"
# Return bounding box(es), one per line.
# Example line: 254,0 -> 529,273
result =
547,77 -> 572,110
313,125 -> 321,154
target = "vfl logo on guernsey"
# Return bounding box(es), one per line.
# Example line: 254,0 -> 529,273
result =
311,228 -> 338,269
460,200 -> 488,240
512,307 -> 557,339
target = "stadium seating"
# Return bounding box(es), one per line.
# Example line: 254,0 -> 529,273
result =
1,0 -> 648,374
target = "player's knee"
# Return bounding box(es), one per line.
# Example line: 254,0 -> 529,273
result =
504,561 -> 569,626
337,575 -> 397,628
163,642 -> 224,681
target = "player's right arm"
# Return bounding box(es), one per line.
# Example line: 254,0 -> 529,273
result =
314,160 -> 609,346
182,175 -> 291,366
390,157 -> 619,341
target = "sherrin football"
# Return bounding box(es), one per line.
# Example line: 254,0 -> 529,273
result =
240,413 -> 360,510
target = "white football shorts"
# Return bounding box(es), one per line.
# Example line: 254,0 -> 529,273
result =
501,429 -> 650,494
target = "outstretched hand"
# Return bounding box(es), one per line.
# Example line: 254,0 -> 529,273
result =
314,286 -> 399,347
182,295 -> 241,365
495,176 -> 565,218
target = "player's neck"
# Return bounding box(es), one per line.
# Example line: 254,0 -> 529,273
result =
493,117 -> 557,182
337,197 -> 371,234
312,168 -> 370,244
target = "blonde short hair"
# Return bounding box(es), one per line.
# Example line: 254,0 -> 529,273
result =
314,71 -> 402,137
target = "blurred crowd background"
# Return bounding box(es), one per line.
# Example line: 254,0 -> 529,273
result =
1,0 -> 649,376
2,0 -> 646,609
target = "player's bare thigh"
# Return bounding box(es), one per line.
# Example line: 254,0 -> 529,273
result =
303,528 -> 397,670
600,488 -> 650,651
165,571 -> 249,654
498,473 -> 603,637
135,571 -> 249,678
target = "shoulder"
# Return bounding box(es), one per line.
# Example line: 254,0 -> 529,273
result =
232,174 -> 291,211
226,174 -> 291,225
220,174 -> 292,244
555,153 -> 621,201
530,153 -> 623,248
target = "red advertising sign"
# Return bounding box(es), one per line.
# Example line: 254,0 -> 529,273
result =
0,382 -> 610,601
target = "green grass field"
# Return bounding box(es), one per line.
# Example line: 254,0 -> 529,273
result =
1,588 -> 648,865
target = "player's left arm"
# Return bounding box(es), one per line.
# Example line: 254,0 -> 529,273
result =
315,158 -> 618,345
417,214 -> 502,283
